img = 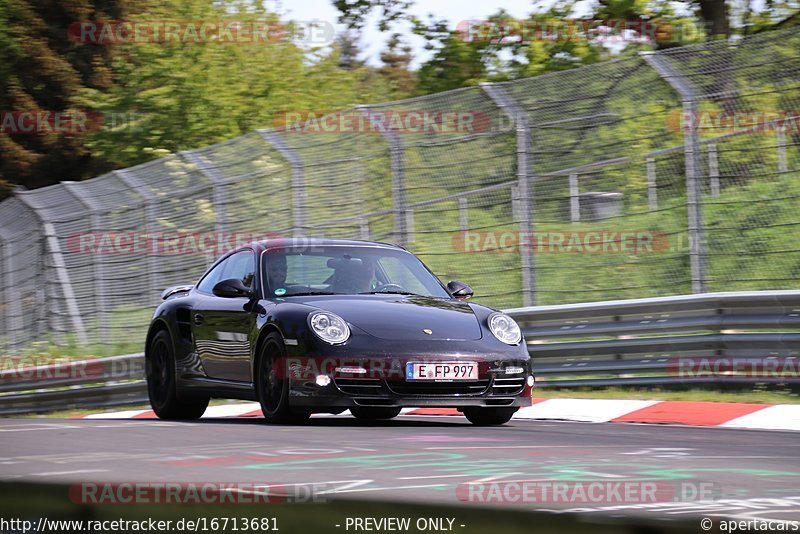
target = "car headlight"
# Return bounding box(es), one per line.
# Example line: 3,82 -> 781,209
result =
488,313 -> 522,345
309,311 -> 350,344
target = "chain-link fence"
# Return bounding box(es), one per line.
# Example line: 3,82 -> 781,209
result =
1,27 -> 798,352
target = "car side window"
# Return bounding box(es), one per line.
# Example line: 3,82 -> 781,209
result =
222,250 -> 256,289
196,257 -> 230,294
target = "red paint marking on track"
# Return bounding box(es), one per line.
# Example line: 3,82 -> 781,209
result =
407,398 -> 547,417
132,410 -> 157,419
406,408 -> 461,416
163,454 -> 318,467
611,401 -> 769,426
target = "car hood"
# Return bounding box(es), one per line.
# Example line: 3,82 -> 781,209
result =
293,295 -> 483,341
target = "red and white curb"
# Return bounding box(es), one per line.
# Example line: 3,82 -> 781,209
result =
82,398 -> 800,431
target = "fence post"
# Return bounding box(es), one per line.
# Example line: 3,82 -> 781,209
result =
777,126 -> 788,173
358,106 -> 408,246
482,83 -> 536,306
13,190 -> 89,346
114,169 -> 163,301
646,157 -> 658,210
569,173 -> 580,222
181,151 -> 228,234
459,197 -> 469,232
0,232 -> 20,350
258,130 -> 306,237
358,217 -> 370,240
708,144 -> 720,197
641,52 -> 708,293
62,182 -> 109,344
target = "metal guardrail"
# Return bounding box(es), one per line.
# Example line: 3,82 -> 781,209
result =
509,290 -> 800,388
1,291 -> 798,415
0,354 -> 146,415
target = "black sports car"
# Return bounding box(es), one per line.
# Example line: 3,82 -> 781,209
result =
145,238 -> 534,425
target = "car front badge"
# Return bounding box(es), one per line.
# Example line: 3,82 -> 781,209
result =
423,329 -> 433,335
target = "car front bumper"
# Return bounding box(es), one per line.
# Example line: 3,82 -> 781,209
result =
289,374 -> 534,409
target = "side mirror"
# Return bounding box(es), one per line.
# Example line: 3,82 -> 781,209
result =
447,280 -> 474,301
212,278 -> 253,298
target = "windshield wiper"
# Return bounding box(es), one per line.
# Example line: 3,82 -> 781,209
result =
361,290 -> 422,296
283,291 -> 337,296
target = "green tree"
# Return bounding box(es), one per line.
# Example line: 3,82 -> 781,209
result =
82,0 -> 402,170
0,0 -> 127,198
379,33 -> 416,96
332,0 -> 412,31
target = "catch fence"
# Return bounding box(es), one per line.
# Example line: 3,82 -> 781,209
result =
0,28 -> 798,350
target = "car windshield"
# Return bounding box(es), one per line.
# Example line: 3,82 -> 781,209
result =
262,246 -> 451,298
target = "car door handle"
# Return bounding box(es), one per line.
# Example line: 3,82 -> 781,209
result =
193,313 -> 204,325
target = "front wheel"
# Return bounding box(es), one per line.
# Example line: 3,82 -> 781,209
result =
463,407 -> 518,426
350,406 -> 402,420
256,332 -> 310,424
146,329 -> 208,420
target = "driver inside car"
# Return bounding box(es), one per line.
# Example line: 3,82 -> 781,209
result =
265,254 -> 288,291
330,258 -> 375,294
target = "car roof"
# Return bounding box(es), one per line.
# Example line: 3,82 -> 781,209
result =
244,238 -> 406,254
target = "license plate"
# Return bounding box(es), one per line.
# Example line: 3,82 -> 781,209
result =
405,362 -> 478,381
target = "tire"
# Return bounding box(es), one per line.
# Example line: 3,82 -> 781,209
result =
463,407 -> 518,426
256,332 -> 311,424
146,329 -> 208,420
350,406 -> 402,420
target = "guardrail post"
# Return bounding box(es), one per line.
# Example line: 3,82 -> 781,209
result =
13,190 -> 89,346
258,130 -> 307,238
62,182 -> 109,344
358,106 -> 408,246
114,169 -> 163,301
708,144 -> 720,197
641,52 -> 708,293
482,83 -> 536,306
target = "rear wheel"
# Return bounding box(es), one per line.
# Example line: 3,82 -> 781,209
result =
256,332 -> 311,424
463,407 -> 517,426
350,406 -> 402,420
146,329 -> 208,419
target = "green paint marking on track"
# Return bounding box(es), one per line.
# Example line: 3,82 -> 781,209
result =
638,468 -> 800,480
237,452 -> 465,471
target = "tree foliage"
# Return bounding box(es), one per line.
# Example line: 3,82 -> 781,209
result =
0,0 -> 127,196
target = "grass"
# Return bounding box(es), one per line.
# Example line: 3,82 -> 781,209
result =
2,339 -> 143,365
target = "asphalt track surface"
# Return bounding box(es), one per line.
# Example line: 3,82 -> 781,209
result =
1,415 -> 799,523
